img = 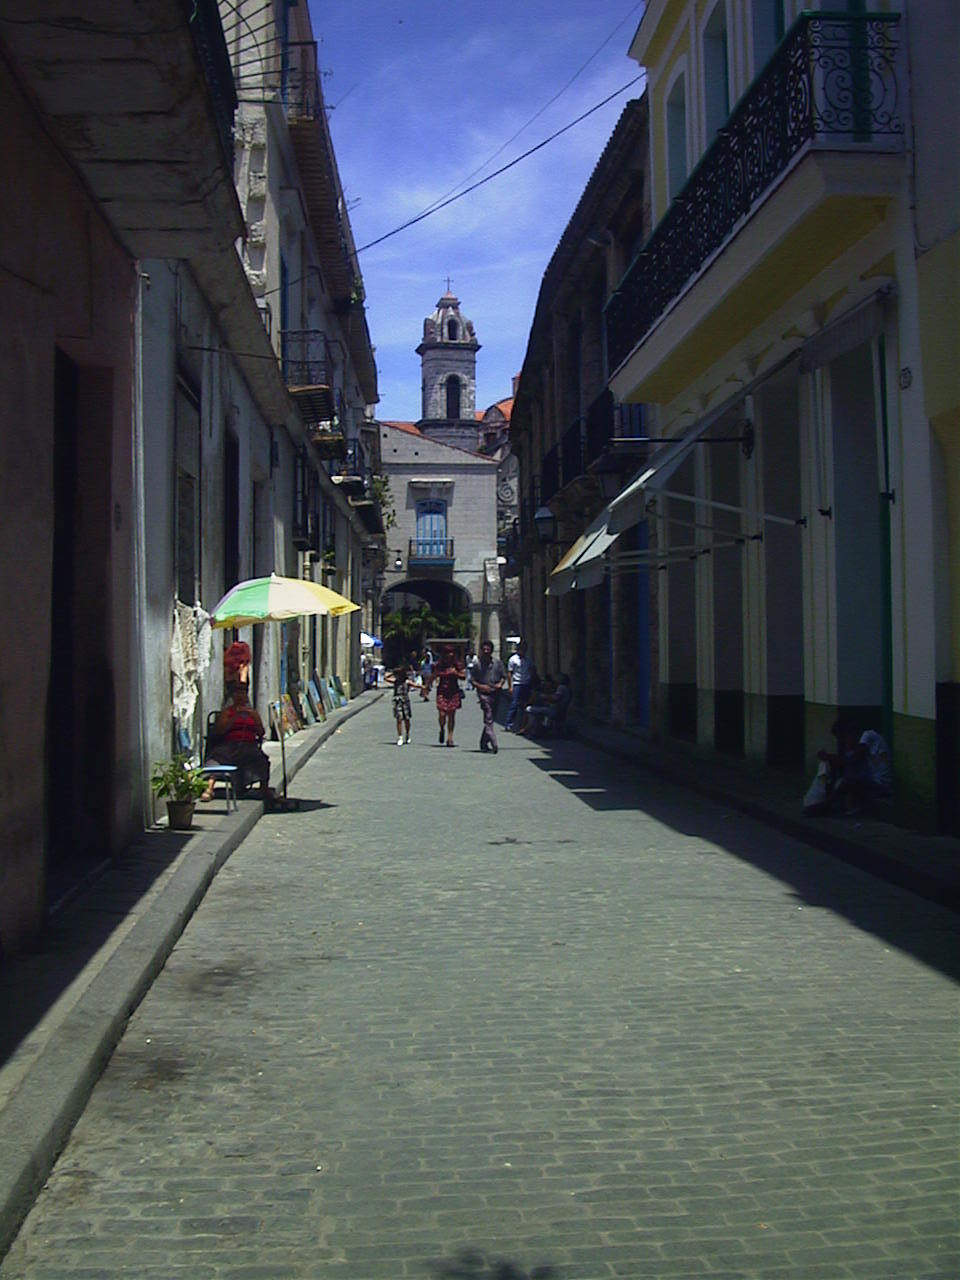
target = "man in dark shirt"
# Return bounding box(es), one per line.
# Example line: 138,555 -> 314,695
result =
470,640 -> 506,754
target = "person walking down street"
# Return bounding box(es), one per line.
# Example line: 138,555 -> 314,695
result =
505,639 -> 536,733
434,645 -> 465,747
470,640 -> 506,754
384,663 -> 413,746
418,648 -> 434,700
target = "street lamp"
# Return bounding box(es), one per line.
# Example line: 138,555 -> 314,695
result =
533,505 -> 557,544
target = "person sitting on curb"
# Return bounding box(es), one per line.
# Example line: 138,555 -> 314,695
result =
809,720 -> 892,815
522,674 -> 572,737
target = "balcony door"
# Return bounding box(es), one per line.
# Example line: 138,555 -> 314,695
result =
416,499 -> 447,557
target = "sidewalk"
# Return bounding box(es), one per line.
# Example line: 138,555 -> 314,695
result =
574,718 -> 960,912
0,690 -> 384,1259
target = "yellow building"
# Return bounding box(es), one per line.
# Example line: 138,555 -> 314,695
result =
591,0 -> 958,830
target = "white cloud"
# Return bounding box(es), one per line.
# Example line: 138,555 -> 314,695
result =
315,0 -> 645,419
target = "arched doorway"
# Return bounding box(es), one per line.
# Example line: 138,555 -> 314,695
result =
380,579 -> 473,664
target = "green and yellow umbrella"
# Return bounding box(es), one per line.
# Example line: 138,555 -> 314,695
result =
211,573 -> 359,628
209,574 -> 359,806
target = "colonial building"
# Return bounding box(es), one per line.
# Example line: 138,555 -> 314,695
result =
517,0 -> 959,834
511,95 -> 651,720
380,293 -> 500,648
0,0 -> 382,956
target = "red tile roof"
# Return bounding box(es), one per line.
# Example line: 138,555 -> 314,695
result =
381,420 -> 423,436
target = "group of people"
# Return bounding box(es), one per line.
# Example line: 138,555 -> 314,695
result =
385,638 -> 571,754
804,720 -> 893,816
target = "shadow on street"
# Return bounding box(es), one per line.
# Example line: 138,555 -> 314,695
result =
0,828 -> 192,1072
528,737 -> 960,984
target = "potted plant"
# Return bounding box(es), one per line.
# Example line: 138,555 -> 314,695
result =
321,547 -> 337,579
151,755 -> 208,831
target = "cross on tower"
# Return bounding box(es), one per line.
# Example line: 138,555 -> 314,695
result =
444,275 -> 453,294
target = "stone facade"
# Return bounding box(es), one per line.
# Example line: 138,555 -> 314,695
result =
416,292 -> 481,451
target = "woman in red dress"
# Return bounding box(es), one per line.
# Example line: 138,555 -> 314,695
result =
432,645 -> 465,748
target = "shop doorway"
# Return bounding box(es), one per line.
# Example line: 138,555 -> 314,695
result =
45,350 -> 115,906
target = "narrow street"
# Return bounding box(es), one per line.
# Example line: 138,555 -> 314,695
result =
3,699 -> 957,1280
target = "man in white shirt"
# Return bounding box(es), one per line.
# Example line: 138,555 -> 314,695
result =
817,720 -> 893,813
505,640 -> 535,732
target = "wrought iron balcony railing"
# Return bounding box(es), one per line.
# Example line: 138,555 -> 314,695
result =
281,329 -> 332,388
187,0 -> 238,166
409,538 -> 455,562
561,418 -> 585,488
605,12 -> 903,373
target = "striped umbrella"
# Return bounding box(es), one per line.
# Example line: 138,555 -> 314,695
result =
211,573 -> 359,628
209,574 -> 359,805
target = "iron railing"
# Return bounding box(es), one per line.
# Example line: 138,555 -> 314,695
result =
605,12 -> 902,372
185,0 -> 237,166
408,538 -> 455,561
280,330 -> 332,387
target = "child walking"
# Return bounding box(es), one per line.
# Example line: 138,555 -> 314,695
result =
385,663 -> 412,746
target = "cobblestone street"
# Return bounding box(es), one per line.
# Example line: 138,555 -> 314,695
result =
3,699 -> 958,1279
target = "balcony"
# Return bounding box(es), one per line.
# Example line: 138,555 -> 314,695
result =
408,538 -> 455,564
281,329 -> 338,431
0,0 -> 243,258
606,12 -> 903,401
331,440 -> 368,496
283,41 -> 355,303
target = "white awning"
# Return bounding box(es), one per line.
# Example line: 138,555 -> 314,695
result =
607,397 -> 745,535
547,507 -> 621,596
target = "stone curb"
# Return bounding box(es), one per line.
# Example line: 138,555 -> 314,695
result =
0,691 -> 384,1259
576,723 -> 960,912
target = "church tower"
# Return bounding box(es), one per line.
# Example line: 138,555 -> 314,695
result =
416,288 -> 481,451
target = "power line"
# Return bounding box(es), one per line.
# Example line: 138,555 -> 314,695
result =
257,70 -> 642,300
415,0 -> 645,221
354,74 -> 643,256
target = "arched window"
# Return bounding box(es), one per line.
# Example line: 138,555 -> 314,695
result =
447,318 -> 459,340
703,2 -> 730,140
666,73 -> 688,202
445,376 -> 461,419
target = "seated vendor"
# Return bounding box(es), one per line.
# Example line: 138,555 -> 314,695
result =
201,683 -> 273,801
816,720 -> 892,814
522,673 -> 571,736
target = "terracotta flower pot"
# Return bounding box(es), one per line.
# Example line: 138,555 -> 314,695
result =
166,799 -> 195,831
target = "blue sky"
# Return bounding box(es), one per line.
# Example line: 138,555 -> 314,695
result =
308,1 -> 646,421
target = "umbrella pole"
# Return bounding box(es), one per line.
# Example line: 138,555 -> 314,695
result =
279,713 -> 288,799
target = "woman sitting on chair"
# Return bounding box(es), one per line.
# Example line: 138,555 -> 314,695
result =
201,683 -> 273,801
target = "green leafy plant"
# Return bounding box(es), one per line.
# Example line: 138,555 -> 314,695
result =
371,475 -> 397,531
151,755 -> 208,802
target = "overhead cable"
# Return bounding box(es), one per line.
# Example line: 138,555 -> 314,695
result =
354,74 -> 643,256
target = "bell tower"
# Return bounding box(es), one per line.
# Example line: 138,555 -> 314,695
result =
416,287 -> 481,450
